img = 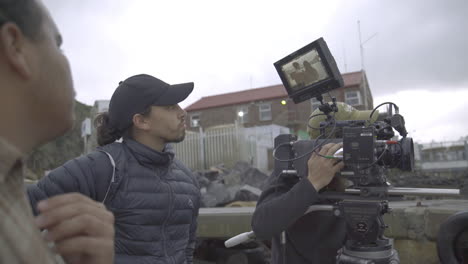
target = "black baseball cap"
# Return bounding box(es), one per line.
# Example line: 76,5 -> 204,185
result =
108,74 -> 194,133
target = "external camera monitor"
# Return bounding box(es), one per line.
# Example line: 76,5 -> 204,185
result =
274,37 -> 343,104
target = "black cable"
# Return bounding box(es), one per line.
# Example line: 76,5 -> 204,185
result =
272,140 -> 324,163
359,147 -> 389,171
307,113 -> 328,130
312,132 -> 339,159
271,142 -> 294,161
273,112 -> 339,163
369,102 -> 399,121
311,111 -> 338,157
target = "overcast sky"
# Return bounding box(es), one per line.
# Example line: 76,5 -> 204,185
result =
43,0 -> 468,143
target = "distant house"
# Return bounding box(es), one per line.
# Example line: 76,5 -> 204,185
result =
93,100 -> 110,114
185,70 -> 373,137
414,139 -> 468,177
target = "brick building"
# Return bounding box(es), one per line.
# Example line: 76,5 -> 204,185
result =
185,70 -> 373,138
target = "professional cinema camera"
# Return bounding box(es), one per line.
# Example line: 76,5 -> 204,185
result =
225,37 -> 463,264
271,37 -> 410,263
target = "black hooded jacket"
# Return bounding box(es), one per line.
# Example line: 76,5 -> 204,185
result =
251,169 -> 346,264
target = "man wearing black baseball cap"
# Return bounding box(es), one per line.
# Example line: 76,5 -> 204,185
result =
107,74 -> 193,139
28,74 -> 201,264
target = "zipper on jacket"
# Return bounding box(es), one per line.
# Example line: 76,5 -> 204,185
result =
161,175 -> 176,264
101,151 -> 116,204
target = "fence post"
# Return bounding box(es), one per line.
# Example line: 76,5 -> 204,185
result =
464,140 -> 468,162
234,120 -> 240,163
199,126 -> 206,170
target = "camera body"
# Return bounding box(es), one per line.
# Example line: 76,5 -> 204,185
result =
342,124 -> 414,188
279,116 -> 414,195
342,126 -> 383,186
325,118 -> 414,189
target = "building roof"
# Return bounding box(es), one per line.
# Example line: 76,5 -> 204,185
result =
420,140 -> 467,150
186,71 -> 363,112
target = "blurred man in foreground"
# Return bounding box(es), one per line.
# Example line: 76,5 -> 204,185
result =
0,0 -> 114,263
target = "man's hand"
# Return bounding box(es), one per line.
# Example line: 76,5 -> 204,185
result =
307,143 -> 345,191
34,193 -> 114,264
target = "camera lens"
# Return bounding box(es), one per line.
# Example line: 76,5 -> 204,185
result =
399,137 -> 414,171
379,137 -> 414,171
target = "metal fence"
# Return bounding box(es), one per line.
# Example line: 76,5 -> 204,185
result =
173,124 -> 256,171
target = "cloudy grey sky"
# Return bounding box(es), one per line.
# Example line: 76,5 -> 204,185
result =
43,0 -> 468,143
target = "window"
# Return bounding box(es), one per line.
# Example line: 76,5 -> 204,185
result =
422,152 -> 431,161
311,98 -> 321,111
435,152 -> 445,161
345,91 -> 362,106
459,150 -> 466,160
190,114 -> 200,127
259,104 -> 272,121
446,151 -> 457,161
238,106 -> 249,124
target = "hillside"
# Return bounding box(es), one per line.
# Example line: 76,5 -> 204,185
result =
25,100 -> 92,179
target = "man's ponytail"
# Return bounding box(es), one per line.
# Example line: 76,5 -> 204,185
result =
94,113 -> 121,146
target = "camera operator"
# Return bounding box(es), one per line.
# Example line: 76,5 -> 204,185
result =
251,102 -> 378,264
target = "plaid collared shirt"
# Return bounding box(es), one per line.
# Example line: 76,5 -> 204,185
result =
0,137 -> 64,264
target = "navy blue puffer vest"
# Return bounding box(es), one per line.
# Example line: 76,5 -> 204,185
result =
100,139 -> 200,264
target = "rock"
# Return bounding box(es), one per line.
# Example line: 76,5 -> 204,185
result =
195,172 -> 211,189
204,181 -> 233,206
195,161 -> 270,207
222,161 -> 268,189
203,169 -> 220,182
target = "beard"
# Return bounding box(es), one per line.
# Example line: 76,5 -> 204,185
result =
166,129 -> 186,143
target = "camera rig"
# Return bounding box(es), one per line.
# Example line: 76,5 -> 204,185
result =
271,36 -> 417,263
225,37 -> 461,264
272,37 -> 452,263
272,99 -> 410,263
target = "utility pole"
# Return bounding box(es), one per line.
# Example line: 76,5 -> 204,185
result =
358,21 -> 378,109
342,42 -> 348,72
358,20 -> 378,71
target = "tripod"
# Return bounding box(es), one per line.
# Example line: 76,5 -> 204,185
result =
331,198 -> 399,264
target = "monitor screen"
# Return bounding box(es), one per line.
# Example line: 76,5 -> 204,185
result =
280,48 -> 330,92
274,37 -> 343,104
